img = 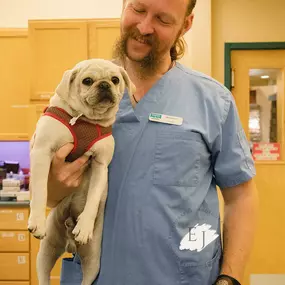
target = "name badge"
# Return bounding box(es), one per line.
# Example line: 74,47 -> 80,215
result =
149,113 -> 183,126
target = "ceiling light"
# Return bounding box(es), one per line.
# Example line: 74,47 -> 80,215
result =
261,75 -> 269,79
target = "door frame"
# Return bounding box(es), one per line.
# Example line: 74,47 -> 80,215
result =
224,42 -> 285,90
225,42 -> 285,162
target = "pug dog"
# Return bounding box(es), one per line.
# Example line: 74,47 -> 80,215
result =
27,59 -> 135,285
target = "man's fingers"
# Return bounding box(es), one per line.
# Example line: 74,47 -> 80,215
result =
65,169 -> 85,188
51,143 -> 89,186
64,160 -> 89,187
53,143 -> 74,164
66,156 -> 90,176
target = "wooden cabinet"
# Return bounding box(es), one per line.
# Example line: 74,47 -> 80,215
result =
0,205 -> 71,285
0,208 -> 29,230
0,206 -> 30,284
0,253 -> 29,280
29,20 -> 88,102
0,231 -> 29,252
0,30 -> 30,141
28,19 -> 120,102
88,19 -> 121,60
27,19 -> 120,137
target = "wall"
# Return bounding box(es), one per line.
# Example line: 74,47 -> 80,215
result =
212,0 -> 285,84
0,0 -> 211,75
0,0 -> 123,27
180,0 -> 212,75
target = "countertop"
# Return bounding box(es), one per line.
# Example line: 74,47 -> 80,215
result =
0,201 -> 30,207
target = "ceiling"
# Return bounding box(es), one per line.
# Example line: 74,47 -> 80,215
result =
249,68 -> 280,86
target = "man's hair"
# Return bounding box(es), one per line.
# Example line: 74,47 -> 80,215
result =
170,0 -> 197,61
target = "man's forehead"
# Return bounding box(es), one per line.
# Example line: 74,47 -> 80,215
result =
124,0 -> 188,14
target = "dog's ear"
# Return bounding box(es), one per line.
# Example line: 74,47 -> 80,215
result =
119,67 -> 136,96
55,68 -> 79,100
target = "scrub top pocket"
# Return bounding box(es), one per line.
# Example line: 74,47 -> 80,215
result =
179,243 -> 222,285
60,257 -> 83,285
153,130 -> 206,187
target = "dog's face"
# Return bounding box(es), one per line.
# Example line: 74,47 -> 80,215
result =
55,59 -> 135,120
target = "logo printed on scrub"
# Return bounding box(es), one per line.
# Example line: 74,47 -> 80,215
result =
179,223 -> 219,252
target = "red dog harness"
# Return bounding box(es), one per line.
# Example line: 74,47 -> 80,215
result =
43,106 -> 112,162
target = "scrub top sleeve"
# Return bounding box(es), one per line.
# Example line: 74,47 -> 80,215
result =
212,93 -> 256,189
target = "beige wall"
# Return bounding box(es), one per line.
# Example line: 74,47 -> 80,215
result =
186,0 -> 212,76
0,0 -> 123,27
212,0 -> 285,84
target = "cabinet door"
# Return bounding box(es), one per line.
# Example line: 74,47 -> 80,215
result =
88,19 -> 120,60
0,253 -> 29,280
0,29 -> 30,140
0,208 -> 29,230
0,231 -> 29,252
29,20 -> 88,102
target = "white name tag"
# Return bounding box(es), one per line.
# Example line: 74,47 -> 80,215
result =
149,113 -> 183,126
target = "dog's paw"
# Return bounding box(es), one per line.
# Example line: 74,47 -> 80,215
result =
72,214 -> 94,245
28,216 -> 46,239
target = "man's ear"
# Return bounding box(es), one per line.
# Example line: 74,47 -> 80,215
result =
55,68 -> 79,100
120,67 -> 136,96
182,14 -> 194,35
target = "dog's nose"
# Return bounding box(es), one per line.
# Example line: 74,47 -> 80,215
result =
99,81 -> 111,90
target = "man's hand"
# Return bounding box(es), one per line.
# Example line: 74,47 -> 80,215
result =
50,143 -> 89,187
47,143 -> 89,207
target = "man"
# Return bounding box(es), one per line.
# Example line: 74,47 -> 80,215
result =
48,0 -> 258,284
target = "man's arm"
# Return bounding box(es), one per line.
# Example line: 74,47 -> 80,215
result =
220,179 -> 259,283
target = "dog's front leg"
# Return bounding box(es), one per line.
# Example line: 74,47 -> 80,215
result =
28,149 -> 53,239
72,158 -> 108,245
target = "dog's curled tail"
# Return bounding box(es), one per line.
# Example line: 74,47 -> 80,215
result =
64,217 -> 77,253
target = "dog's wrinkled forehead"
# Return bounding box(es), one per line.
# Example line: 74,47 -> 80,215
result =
74,60 -> 121,81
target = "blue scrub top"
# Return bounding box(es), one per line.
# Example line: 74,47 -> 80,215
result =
61,62 -> 256,285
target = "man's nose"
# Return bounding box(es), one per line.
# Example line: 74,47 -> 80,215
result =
137,15 -> 154,35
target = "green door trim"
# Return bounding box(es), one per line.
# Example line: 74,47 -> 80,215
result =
224,42 -> 285,90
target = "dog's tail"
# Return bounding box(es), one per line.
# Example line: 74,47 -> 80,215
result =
64,217 -> 77,253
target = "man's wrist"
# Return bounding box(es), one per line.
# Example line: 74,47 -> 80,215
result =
214,274 -> 241,285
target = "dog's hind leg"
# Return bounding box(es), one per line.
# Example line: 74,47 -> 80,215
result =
77,197 -> 106,285
78,246 -> 100,285
37,237 -> 65,285
36,209 -> 66,285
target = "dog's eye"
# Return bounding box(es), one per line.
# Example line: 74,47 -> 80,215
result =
82,77 -> 94,86
111,76 -> 120,85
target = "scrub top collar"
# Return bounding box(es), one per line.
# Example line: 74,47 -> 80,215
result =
118,62 -> 179,123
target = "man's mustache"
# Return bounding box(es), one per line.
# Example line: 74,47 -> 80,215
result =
127,28 -> 155,46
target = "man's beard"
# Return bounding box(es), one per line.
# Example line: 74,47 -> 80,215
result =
113,27 -> 168,79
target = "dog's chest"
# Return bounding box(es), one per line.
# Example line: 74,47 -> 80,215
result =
43,106 -> 112,161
